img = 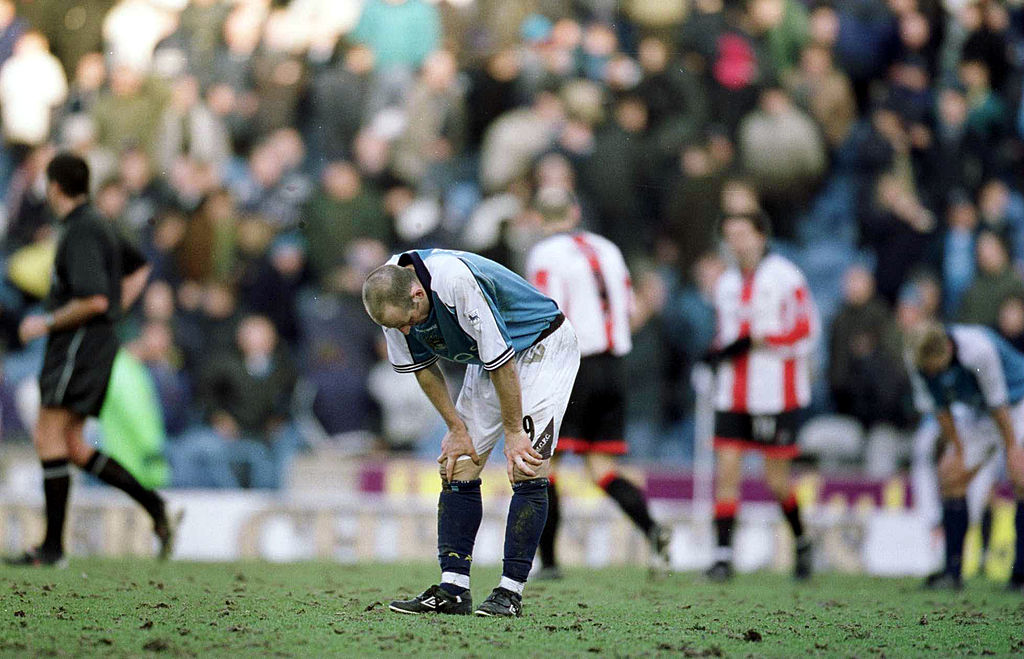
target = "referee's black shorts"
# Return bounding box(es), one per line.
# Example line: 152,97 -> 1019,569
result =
39,324 -> 118,417
558,353 -> 627,455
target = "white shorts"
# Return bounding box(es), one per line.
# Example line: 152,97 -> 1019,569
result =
955,400 -> 1024,470
456,319 -> 580,457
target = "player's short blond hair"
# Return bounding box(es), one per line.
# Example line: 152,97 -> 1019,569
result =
909,321 -> 950,368
362,264 -> 416,324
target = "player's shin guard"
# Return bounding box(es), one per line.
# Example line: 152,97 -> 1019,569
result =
41,459 -> 71,555
84,452 -> 165,523
501,478 -> 548,594
1012,499 -> 1024,583
600,472 -> 655,536
780,492 -> 805,540
437,479 -> 482,595
538,476 -> 560,568
713,499 -> 738,561
942,497 -> 969,578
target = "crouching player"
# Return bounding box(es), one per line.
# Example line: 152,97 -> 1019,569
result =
362,248 -> 580,617
909,323 -> 1024,591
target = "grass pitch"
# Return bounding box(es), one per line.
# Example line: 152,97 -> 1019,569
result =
0,560 -> 1022,657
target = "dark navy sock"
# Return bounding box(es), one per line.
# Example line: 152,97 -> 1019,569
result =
437,479 -> 482,594
980,504 -> 993,556
942,497 -> 968,578
538,477 -> 560,568
1012,499 -> 1024,581
502,478 -> 549,584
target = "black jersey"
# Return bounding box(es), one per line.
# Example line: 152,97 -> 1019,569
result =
39,203 -> 147,416
44,202 -> 146,323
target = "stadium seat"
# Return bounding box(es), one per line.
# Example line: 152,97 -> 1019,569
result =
797,414 -> 865,471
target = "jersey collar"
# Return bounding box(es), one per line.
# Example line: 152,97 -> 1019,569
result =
398,251 -> 435,324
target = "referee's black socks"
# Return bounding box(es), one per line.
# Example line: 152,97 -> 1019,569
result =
40,459 -> 71,555
84,452 -> 165,524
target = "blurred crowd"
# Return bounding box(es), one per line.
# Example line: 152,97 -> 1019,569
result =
0,0 -> 1022,487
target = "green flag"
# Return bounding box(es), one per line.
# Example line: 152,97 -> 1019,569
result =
98,350 -> 169,489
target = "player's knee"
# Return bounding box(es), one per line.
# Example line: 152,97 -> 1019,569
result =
440,456 -> 485,482
512,459 -> 550,483
938,472 -> 966,498
66,437 -> 93,467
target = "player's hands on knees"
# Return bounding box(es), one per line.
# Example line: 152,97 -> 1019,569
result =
504,428 -> 542,483
1007,444 -> 1024,491
937,446 -> 970,493
438,424 -> 479,482
18,315 -> 49,344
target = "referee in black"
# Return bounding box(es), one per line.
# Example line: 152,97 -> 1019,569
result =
7,152 -> 178,567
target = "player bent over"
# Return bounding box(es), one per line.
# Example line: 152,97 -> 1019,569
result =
362,248 -> 579,617
909,323 -> 1024,591
524,188 -> 670,579
704,211 -> 818,582
7,153 -> 180,567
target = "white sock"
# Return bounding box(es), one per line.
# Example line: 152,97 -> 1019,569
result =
498,576 -> 524,595
441,571 -> 470,590
714,546 -> 734,563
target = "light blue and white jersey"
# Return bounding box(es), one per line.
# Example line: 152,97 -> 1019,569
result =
382,249 -> 561,373
913,324 -> 1024,412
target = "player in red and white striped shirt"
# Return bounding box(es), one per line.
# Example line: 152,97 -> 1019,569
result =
524,187 -> 670,578
705,210 -> 819,582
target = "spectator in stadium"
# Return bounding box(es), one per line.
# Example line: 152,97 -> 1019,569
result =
0,0 -> 27,68
703,209 -> 817,582
479,88 -> 564,193
930,191 -> 979,319
351,0 -> 441,73
392,49 -> 466,189
524,187 -> 670,580
998,295 -> 1024,354
91,64 -> 168,158
363,247 -> 579,617
153,74 -> 230,177
828,264 -> 909,430
907,322 -> 1024,591
307,43 -> 377,164
862,173 -> 936,305
784,43 -> 856,151
661,139 -> 727,275
737,85 -> 827,240
957,230 -> 1024,327
7,152 -> 177,567
301,161 -> 389,284
0,31 -> 67,151
171,314 -> 299,490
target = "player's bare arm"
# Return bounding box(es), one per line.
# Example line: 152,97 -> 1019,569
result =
19,295 -> 110,344
121,263 -> 152,311
489,359 -> 542,483
416,362 -> 478,481
936,409 -> 973,494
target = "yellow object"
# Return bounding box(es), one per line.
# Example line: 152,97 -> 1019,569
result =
7,238 -> 56,299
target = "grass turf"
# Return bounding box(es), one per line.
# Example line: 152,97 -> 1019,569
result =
0,560 -> 1021,657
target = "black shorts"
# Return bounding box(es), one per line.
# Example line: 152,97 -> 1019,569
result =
558,353 -> 627,455
39,324 -> 118,417
713,409 -> 803,459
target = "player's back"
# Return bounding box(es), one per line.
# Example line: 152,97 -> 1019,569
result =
526,230 -> 631,358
